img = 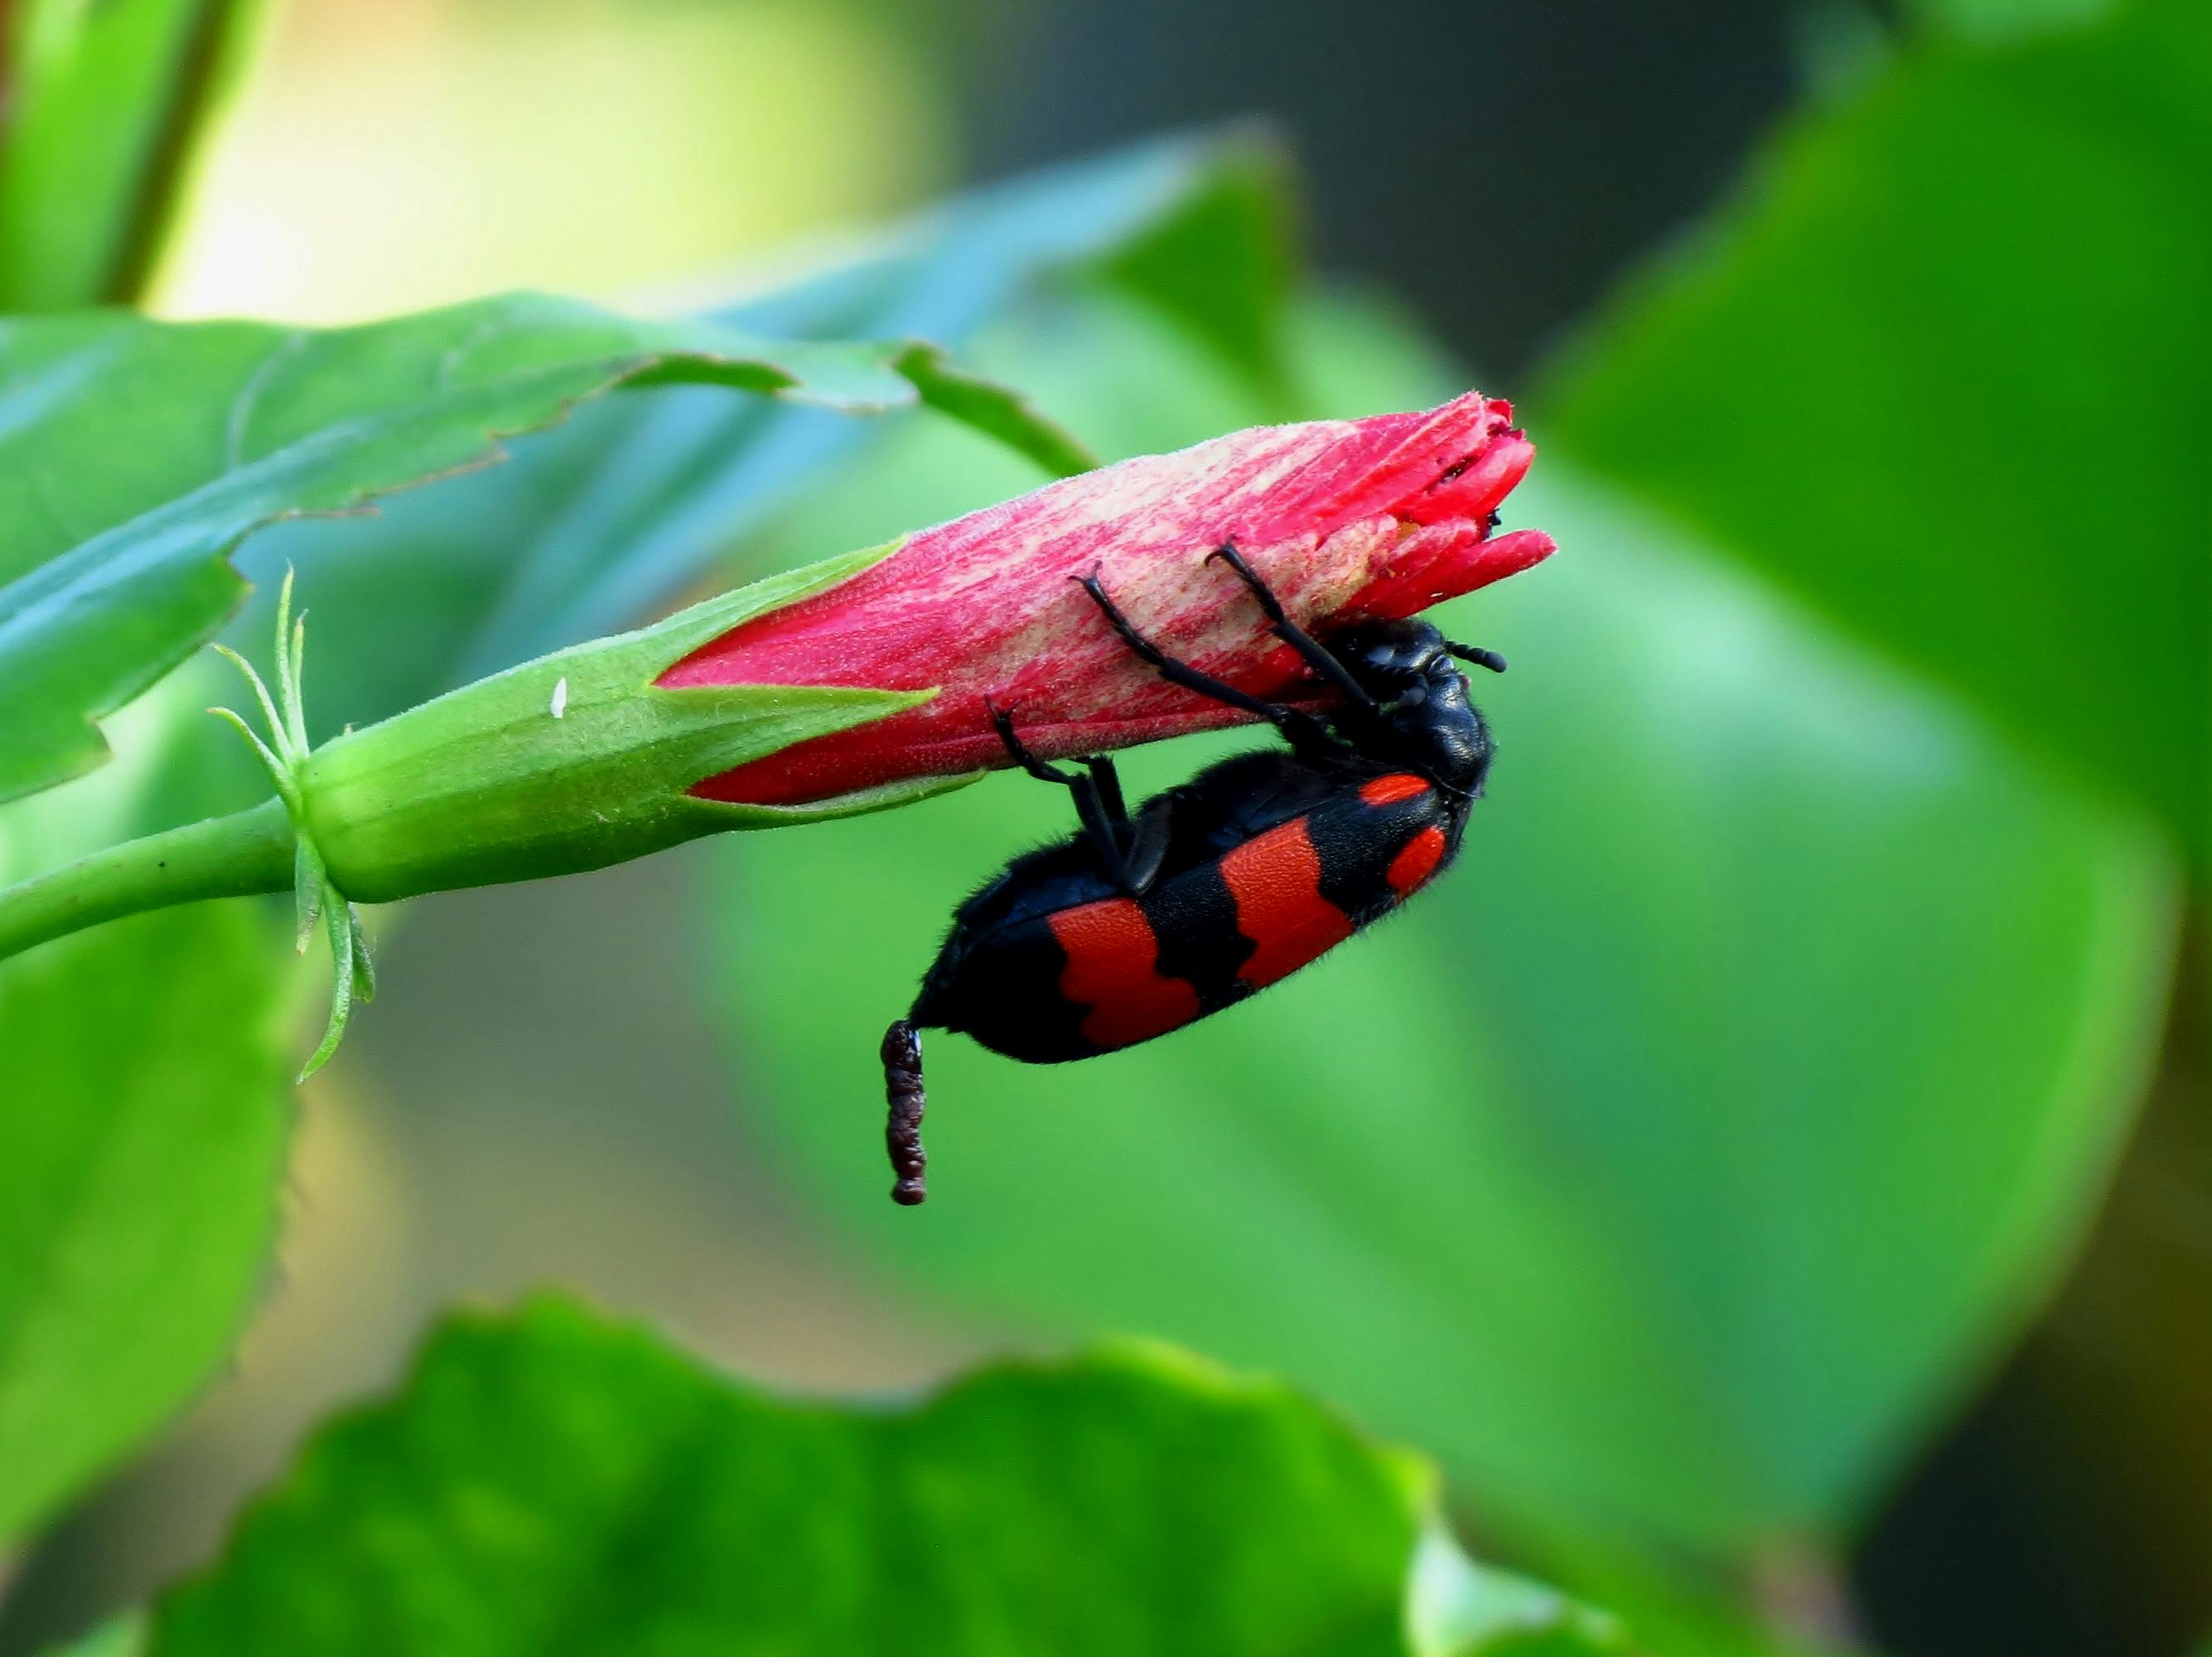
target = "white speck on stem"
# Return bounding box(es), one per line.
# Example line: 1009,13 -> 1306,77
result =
550,676 -> 569,720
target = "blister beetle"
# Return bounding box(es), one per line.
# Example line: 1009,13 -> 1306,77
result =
882,543 -> 1506,1204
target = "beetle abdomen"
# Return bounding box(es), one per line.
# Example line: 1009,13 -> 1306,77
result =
917,769 -> 1458,1063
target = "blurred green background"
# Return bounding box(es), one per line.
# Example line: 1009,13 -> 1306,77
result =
0,0 -> 2205,1653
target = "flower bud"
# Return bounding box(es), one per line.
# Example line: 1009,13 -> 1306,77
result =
664,391 -> 1554,805
298,392 -> 1553,901
297,544 -> 937,902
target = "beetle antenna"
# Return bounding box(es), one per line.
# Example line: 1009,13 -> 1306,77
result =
882,1020 -> 928,1205
1445,641 -> 1508,674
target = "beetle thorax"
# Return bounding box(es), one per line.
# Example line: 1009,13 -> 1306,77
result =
1326,620 -> 1495,796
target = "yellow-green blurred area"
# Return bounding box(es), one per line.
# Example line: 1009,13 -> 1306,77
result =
1,1 -> 2209,1655
152,0 -> 951,321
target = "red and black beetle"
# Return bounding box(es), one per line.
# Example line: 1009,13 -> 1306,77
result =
881,543 -> 1507,1204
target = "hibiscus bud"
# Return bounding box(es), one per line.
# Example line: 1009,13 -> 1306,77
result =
299,392 -> 1552,903
664,390 -> 1554,805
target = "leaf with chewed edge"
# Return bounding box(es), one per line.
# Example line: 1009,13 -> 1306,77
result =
222,130 -> 1291,739
0,290 -> 1083,805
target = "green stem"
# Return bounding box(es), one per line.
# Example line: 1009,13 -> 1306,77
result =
0,796 -> 296,963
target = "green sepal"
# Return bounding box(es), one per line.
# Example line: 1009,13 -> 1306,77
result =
297,866 -> 355,1083
291,838 -> 321,954
301,539 -> 966,903
717,766 -> 990,827
348,909 -> 376,1005
208,565 -> 377,1080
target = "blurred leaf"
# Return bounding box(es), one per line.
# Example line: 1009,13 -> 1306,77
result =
722,129 -> 1290,382
0,291 -> 1070,807
1546,0 -> 2212,863
1898,0 -> 2119,45
0,131 -> 1292,1573
0,895 -> 290,1544
38,1615 -> 147,1657
0,663 -> 301,1552
892,341 -> 1099,478
233,131 -> 1294,731
1089,130 -> 1295,388
147,1296 -> 1627,1657
703,292 -> 2176,1575
0,0 -> 263,309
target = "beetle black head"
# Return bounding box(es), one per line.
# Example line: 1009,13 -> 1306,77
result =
1325,617 -> 1499,797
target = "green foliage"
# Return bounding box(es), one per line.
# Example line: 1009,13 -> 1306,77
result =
0,292 -> 1074,808
0,2 -> 2187,1633
1898,0 -> 2118,44
38,1616 -> 146,1657
148,1297 -> 1627,1657
0,899 -> 291,1543
0,0 -> 263,310
1547,0 -> 2212,864
1090,133 -> 1294,388
227,132 -> 1292,734
705,290 -> 2174,1568
0,133 -> 1307,1581
891,342 -> 1100,480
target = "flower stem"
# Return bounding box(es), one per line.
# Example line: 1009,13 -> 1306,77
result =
0,796 -> 296,964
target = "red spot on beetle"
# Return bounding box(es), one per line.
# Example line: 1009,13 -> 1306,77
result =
1387,826 -> 1449,896
1219,820 -> 1352,989
1360,772 -> 1431,808
1048,899 -> 1200,1049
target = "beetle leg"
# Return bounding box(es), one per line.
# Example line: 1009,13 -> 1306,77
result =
988,700 -> 1142,890
1082,756 -> 1175,894
1074,571 -> 1337,755
1116,800 -> 1176,895
1206,542 -> 1379,711
988,698 -> 1084,785
1078,754 -> 1129,824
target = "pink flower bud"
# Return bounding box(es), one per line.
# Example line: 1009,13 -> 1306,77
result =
664,391 -> 1555,807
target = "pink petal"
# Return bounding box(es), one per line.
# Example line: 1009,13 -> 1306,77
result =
664,392 -> 1554,806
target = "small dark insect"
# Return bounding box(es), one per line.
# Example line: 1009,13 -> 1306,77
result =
881,543 -> 1505,1205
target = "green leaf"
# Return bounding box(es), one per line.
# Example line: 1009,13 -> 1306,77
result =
0,894 -> 291,1543
0,0 -> 263,310
1898,0 -> 2119,46
147,1296 -> 1627,1657
892,341 -> 1099,479
224,133 -> 1291,734
702,291 -> 2176,1564
0,134 -> 1290,1553
1090,128 -> 1295,388
0,290 -> 1071,807
727,129 -> 1290,380
37,1615 -> 147,1657
1545,0 -> 2212,862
